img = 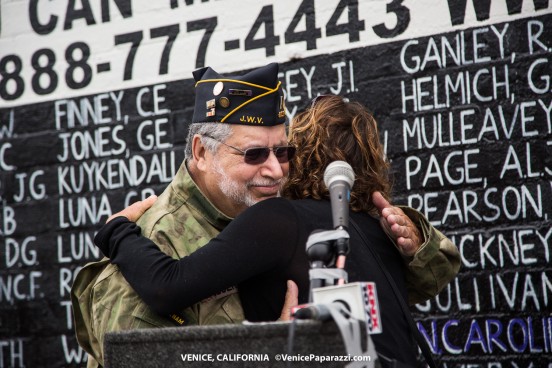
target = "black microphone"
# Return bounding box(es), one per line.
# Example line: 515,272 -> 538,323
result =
324,161 -> 355,230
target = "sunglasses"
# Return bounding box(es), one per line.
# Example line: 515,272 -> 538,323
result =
203,136 -> 296,165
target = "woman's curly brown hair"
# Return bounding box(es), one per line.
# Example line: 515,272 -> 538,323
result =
282,95 -> 392,215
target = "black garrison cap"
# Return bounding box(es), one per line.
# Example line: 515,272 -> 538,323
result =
192,63 -> 286,126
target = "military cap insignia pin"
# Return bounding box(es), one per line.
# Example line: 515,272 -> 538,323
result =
213,81 -> 224,96
219,97 -> 230,108
228,89 -> 252,96
206,99 -> 216,109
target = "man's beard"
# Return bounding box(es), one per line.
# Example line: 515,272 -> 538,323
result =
213,161 -> 284,208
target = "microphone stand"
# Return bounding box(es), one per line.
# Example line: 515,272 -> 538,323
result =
298,229 -> 378,368
305,228 -> 349,301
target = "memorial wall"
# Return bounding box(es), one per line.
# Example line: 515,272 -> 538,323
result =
0,1 -> 550,367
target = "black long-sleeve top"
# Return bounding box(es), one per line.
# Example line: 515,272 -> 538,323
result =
95,197 -> 417,363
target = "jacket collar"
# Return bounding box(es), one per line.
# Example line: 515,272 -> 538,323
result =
171,161 -> 233,231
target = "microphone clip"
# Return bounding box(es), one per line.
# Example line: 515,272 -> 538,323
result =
306,228 -> 349,269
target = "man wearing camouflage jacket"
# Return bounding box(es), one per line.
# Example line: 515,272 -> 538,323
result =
71,63 -> 460,367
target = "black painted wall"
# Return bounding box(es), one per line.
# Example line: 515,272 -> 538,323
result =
1,1 -> 551,367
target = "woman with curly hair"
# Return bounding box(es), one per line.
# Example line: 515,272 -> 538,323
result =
95,96 -> 456,366
283,95 -> 391,215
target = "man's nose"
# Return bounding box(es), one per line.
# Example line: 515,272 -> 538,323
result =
259,150 -> 285,179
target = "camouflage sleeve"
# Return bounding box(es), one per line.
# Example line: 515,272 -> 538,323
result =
136,209 -> 182,258
397,206 -> 461,306
70,259 -> 111,367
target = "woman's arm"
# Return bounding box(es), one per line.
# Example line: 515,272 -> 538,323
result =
94,198 -> 299,315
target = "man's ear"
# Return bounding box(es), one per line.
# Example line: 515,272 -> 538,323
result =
192,134 -> 209,172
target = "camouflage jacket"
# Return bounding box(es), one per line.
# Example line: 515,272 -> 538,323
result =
70,163 -> 244,368
398,206 -> 461,305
